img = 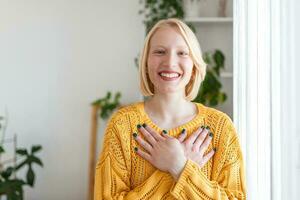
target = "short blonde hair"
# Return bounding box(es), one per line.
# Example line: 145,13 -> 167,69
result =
139,18 -> 207,101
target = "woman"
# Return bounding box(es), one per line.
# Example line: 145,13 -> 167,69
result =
94,18 -> 246,199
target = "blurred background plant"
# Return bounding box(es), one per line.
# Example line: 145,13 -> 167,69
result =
0,114 -> 43,200
91,91 -> 122,120
194,49 -> 227,106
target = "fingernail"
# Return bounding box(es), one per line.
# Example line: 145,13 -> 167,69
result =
209,132 -> 214,138
181,128 -> 186,134
137,124 -> 142,129
213,147 -> 217,152
142,123 -> 147,128
133,132 -> 138,138
206,126 -> 210,130
201,125 -> 205,129
162,130 -> 168,134
134,147 -> 138,152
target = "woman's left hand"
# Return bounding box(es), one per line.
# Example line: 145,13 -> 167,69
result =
133,124 -> 187,181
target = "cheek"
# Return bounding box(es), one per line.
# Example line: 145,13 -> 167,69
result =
183,60 -> 194,76
147,56 -> 160,76
147,55 -> 160,68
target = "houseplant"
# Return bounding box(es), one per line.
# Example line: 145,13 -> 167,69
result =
92,91 -> 122,120
0,115 -> 43,200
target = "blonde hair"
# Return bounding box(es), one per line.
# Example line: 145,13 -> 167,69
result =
139,18 -> 207,101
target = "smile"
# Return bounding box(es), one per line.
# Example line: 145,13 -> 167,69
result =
158,72 -> 181,81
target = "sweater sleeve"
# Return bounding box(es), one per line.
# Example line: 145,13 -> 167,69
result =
94,113 -> 173,200
170,116 -> 246,200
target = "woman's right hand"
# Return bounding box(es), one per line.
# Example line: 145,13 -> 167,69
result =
177,126 -> 216,168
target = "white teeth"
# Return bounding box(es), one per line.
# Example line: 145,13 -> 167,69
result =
159,73 -> 180,78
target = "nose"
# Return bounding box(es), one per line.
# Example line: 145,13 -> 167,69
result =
163,51 -> 178,68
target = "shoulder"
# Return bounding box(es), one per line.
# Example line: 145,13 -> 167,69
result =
106,101 -> 142,128
197,103 -> 233,125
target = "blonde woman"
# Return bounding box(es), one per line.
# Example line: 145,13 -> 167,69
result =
94,18 -> 246,199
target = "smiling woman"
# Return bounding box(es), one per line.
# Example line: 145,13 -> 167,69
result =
94,18 -> 246,200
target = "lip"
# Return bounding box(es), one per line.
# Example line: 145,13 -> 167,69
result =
158,70 -> 181,75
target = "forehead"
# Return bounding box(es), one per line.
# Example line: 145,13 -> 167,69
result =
149,26 -> 188,48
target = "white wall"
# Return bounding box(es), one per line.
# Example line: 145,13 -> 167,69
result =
0,1 -> 144,199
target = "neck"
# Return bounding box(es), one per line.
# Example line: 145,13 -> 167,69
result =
145,92 -> 196,121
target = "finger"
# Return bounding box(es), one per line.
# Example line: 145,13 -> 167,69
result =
192,128 -> 209,151
162,130 -> 174,139
177,129 -> 187,143
134,147 -> 152,162
133,132 -> 152,153
185,126 -> 203,145
137,124 -> 157,146
161,130 -> 173,139
142,123 -> 165,141
199,132 -> 213,155
201,148 -> 216,166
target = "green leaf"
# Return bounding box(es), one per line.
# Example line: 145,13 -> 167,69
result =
1,167 -> 14,180
30,156 -> 43,167
0,179 -> 25,200
26,166 -> 35,187
31,145 -> 42,154
0,145 -> 5,154
16,149 -> 28,156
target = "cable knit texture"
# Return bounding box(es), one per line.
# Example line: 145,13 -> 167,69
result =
94,102 -> 246,200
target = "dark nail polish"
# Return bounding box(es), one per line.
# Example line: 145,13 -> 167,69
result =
162,130 -> 168,134
181,128 -> 186,134
137,124 -> 142,129
142,123 -> 147,128
134,147 -> 138,152
206,126 -> 210,130
133,133 -> 138,138
209,132 -> 214,138
213,147 -> 217,152
201,125 -> 205,129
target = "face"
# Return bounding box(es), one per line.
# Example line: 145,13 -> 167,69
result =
147,26 -> 194,95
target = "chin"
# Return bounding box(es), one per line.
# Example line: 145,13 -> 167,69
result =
156,86 -> 185,94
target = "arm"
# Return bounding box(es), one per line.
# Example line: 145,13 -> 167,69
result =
94,114 -> 173,200
170,118 -> 246,200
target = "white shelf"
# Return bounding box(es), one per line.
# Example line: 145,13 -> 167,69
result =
185,17 -> 233,23
220,72 -> 233,78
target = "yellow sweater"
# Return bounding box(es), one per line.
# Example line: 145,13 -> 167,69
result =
94,102 -> 246,200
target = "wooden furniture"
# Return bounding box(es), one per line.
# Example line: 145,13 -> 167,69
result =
87,104 -> 100,200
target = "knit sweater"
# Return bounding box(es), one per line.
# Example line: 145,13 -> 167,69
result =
94,102 -> 246,200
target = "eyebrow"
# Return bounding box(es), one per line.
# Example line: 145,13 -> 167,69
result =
151,45 -> 189,49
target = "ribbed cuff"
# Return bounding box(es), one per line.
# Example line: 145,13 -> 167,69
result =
170,159 -> 196,198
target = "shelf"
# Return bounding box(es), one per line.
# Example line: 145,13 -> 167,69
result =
220,72 -> 233,78
185,17 -> 233,23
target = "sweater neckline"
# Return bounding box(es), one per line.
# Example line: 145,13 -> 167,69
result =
136,101 -> 206,136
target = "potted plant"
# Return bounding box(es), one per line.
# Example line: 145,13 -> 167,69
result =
0,115 -> 43,200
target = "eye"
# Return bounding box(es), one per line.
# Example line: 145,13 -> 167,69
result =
153,50 -> 165,55
178,51 -> 189,56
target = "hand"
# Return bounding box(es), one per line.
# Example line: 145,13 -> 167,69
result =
133,124 -> 187,180
177,126 -> 215,168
